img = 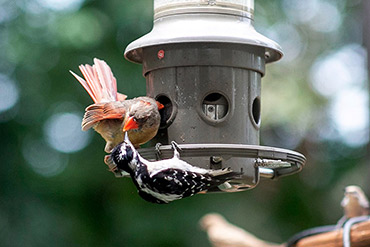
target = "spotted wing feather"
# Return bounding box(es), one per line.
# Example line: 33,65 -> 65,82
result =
137,168 -> 240,203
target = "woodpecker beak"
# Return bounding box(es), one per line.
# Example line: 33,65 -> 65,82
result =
124,131 -> 134,146
124,132 -> 129,142
123,116 -> 139,132
156,101 -> 164,110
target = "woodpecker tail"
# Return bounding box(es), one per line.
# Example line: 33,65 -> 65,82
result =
209,168 -> 243,181
70,58 -> 127,103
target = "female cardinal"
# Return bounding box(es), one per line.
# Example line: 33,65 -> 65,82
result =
70,58 -> 164,153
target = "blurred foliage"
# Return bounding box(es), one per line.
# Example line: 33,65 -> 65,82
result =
0,0 -> 369,246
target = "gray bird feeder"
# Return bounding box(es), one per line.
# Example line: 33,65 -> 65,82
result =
124,0 -> 306,192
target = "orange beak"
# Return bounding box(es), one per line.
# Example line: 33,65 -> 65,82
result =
156,101 -> 164,110
123,116 -> 139,132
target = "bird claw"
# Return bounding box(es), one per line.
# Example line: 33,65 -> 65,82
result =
155,143 -> 162,160
104,155 -> 114,168
171,141 -> 182,159
104,154 -> 124,177
171,141 -> 182,151
155,143 -> 162,152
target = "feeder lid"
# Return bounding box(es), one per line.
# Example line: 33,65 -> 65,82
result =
124,13 -> 283,64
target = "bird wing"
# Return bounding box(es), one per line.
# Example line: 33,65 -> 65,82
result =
146,168 -> 214,198
81,101 -> 128,130
144,158 -> 209,176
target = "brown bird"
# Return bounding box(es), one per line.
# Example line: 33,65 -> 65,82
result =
70,58 -> 164,154
200,213 -> 282,247
341,185 -> 370,219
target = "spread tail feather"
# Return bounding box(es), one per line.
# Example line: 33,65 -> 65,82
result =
70,58 -> 127,103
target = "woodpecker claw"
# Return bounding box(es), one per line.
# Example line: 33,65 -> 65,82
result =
171,141 -> 182,150
155,143 -> 162,160
171,141 -> 182,159
104,154 -> 123,177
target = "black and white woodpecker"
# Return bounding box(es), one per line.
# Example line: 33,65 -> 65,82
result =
109,133 -> 242,204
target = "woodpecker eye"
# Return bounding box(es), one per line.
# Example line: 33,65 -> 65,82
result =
125,146 -> 134,161
114,144 -> 135,171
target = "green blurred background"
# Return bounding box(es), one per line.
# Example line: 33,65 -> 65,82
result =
1,0 -> 369,246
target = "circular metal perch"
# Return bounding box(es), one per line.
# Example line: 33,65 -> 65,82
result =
139,143 -> 306,191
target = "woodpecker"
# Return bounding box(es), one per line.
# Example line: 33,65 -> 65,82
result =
110,133 -> 242,204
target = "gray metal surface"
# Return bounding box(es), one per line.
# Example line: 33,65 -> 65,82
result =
144,43 -> 263,144
141,43 -> 265,187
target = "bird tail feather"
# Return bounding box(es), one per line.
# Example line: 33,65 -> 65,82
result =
209,168 -> 243,181
70,58 -> 127,104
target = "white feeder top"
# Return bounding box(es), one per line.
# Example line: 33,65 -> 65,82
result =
125,0 -> 282,64
154,0 -> 254,19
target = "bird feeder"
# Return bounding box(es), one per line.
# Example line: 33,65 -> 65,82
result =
124,0 -> 306,192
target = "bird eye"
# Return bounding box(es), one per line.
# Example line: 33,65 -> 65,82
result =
138,116 -> 148,123
125,147 -> 134,160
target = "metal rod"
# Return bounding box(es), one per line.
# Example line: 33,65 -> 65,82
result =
343,216 -> 370,247
259,167 -> 275,179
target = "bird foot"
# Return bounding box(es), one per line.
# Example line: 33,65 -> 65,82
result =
155,143 -> 162,160
171,141 -> 182,151
171,141 -> 182,159
104,155 -> 122,177
155,143 -> 162,153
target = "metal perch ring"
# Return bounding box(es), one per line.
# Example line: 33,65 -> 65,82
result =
138,143 -> 306,180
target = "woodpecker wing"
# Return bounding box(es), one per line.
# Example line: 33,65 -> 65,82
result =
135,168 -> 210,204
144,158 -> 209,177
138,167 -> 240,204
